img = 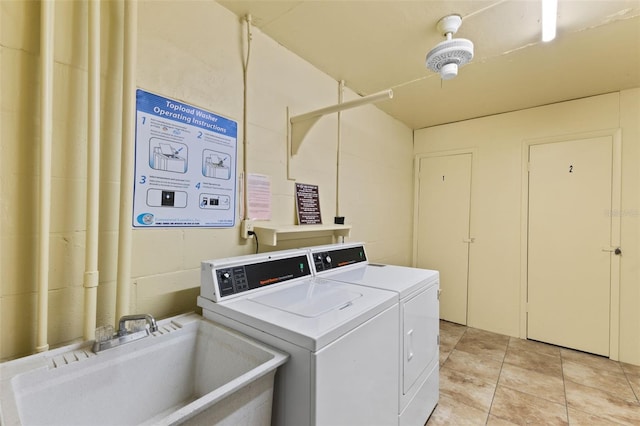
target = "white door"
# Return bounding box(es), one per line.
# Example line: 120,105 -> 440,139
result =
416,154 -> 472,325
527,136 -> 613,356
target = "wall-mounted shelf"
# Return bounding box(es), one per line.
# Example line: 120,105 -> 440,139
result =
252,224 -> 352,247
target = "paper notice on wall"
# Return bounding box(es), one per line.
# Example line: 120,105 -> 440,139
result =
247,173 -> 271,220
133,89 -> 237,228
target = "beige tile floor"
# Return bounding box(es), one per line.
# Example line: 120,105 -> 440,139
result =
426,320 -> 640,425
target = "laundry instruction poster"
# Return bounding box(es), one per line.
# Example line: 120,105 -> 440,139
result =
133,89 -> 237,227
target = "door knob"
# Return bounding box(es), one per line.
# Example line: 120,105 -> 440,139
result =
602,247 -> 622,255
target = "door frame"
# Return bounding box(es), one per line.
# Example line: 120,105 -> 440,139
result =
519,129 -> 622,359
412,149 -> 477,267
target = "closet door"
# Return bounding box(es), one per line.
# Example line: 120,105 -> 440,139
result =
416,154 -> 472,325
527,136 -> 613,356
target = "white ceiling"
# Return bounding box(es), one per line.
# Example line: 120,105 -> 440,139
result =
218,0 -> 640,130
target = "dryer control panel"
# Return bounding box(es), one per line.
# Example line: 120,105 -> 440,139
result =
211,254 -> 311,299
312,245 -> 367,272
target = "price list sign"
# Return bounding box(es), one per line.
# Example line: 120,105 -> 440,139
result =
295,183 -> 322,225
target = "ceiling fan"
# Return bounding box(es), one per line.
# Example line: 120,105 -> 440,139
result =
426,14 -> 475,80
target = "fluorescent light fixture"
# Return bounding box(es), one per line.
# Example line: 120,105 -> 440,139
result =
542,0 -> 557,42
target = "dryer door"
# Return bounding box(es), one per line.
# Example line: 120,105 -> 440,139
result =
402,284 -> 439,394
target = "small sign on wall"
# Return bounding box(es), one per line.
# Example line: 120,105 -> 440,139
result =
133,89 -> 237,228
295,183 -> 322,225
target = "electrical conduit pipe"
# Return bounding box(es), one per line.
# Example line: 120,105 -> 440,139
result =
83,0 -> 101,341
115,0 -> 137,322
36,0 -> 55,354
242,14 -> 252,220
335,80 -> 344,219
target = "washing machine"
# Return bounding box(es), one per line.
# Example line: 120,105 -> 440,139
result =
197,248 -> 399,426
309,242 -> 440,426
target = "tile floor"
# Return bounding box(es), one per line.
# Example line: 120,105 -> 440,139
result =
426,320 -> 640,425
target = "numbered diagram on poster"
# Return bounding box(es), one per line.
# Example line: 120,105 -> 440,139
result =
146,189 -> 188,208
199,193 -> 231,210
202,150 -> 231,180
149,138 -> 188,173
133,89 -> 237,228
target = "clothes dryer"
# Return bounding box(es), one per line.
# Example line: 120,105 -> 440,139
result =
198,248 -> 399,426
309,243 -> 440,426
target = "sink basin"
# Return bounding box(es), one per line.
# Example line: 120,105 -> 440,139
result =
0,314 -> 288,426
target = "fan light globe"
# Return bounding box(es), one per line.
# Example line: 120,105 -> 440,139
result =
440,63 -> 458,80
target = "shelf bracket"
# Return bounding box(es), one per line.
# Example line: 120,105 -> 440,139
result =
289,111 -> 322,157
288,89 -> 393,157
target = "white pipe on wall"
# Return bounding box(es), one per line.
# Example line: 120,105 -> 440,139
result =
241,14 -> 252,220
115,0 -> 137,322
36,0 -> 55,353
83,0 -> 101,341
335,80 -> 344,217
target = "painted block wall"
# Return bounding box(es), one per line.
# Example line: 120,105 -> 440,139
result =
0,1 -> 413,360
414,90 -> 640,365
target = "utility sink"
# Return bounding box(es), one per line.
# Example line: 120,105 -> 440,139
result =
0,313 -> 288,426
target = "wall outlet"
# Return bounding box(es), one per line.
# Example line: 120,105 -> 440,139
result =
240,219 -> 254,239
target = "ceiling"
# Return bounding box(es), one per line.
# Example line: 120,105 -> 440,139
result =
218,0 -> 640,130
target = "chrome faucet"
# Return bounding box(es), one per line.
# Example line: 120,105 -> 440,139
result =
118,314 -> 158,336
93,313 -> 158,353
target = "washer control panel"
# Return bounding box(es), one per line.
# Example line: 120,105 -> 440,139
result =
216,267 -> 250,297
214,254 -> 310,298
312,245 -> 367,272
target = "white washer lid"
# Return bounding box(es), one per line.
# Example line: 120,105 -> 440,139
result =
250,281 -> 362,318
199,277 -> 396,351
321,264 -> 439,299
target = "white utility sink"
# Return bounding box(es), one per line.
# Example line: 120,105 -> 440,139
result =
0,314 -> 288,426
